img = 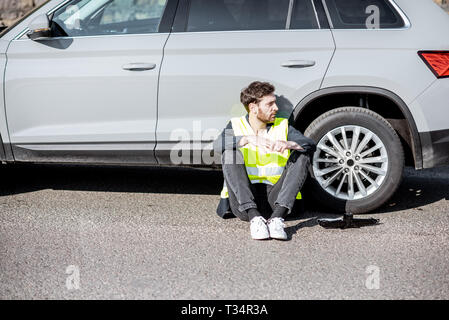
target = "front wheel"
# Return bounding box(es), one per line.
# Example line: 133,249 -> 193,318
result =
304,107 -> 404,214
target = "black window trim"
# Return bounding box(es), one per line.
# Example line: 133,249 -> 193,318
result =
171,0 -> 190,32
308,0 -> 321,29
158,0 -> 180,33
172,0 -> 328,33
312,0 -> 330,29
289,0 -> 330,30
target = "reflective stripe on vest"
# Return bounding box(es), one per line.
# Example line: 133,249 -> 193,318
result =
245,166 -> 285,177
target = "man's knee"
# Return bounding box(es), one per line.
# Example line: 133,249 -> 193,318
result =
287,151 -> 311,169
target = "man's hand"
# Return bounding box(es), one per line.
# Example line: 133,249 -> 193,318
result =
239,135 -> 272,150
286,141 -> 304,151
269,140 -> 304,153
240,136 -> 304,153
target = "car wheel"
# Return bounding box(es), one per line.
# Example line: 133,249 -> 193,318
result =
304,107 -> 404,214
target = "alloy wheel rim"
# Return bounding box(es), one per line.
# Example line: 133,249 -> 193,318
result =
312,125 -> 389,200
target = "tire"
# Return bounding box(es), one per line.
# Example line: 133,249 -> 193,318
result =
304,107 -> 404,214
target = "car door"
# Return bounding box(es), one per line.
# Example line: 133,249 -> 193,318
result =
4,0 -> 175,164
156,0 -> 335,165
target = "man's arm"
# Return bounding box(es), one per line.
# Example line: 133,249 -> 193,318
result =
213,121 -> 244,155
213,121 -> 316,155
287,125 -> 317,154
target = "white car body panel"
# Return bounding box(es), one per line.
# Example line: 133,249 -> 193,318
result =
4,33 -> 167,159
322,0 -> 449,133
156,29 -> 335,162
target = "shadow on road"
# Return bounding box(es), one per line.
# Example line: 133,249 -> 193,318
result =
369,166 -> 449,214
0,163 -> 223,196
1,164 -> 448,219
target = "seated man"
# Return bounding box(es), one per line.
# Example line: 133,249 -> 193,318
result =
214,81 -> 316,240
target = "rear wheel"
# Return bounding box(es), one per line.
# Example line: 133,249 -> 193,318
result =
304,107 -> 404,214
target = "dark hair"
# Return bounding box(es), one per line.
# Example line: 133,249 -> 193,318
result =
240,81 -> 275,112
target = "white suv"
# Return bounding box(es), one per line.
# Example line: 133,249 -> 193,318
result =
0,0 -> 448,213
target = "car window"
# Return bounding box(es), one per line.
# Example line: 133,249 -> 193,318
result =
51,0 -> 168,37
290,0 -> 321,29
186,0 -> 291,32
324,0 -> 405,29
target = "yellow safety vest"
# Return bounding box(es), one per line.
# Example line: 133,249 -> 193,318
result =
220,116 -> 301,201
232,116 -> 290,185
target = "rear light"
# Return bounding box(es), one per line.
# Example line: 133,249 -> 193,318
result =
418,51 -> 449,79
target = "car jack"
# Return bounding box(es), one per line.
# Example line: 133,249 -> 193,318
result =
317,212 -> 379,229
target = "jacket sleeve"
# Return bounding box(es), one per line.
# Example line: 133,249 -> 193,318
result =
287,125 -> 317,154
213,121 -> 244,155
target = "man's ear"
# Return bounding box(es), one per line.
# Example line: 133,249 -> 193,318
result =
248,102 -> 258,114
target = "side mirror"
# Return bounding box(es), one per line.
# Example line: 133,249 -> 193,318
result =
27,14 -> 52,40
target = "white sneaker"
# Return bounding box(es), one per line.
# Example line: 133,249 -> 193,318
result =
267,217 -> 288,240
250,216 -> 270,240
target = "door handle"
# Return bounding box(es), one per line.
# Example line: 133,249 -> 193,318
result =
281,60 -> 316,68
122,63 -> 156,71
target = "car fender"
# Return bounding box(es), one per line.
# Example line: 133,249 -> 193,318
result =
292,86 -> 423,169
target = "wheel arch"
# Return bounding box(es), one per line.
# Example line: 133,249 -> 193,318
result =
292,86 -> 423,169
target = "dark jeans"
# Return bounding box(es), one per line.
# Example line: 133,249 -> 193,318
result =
222,149 -> 310,222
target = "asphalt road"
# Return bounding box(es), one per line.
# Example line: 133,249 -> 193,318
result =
0,163 -> 448,300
